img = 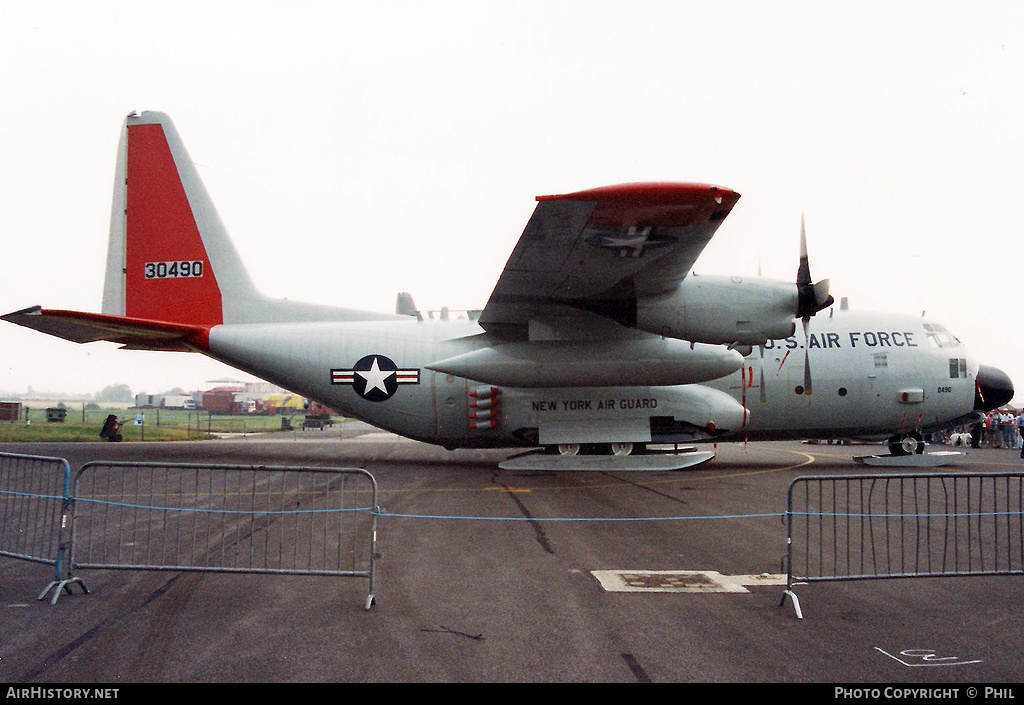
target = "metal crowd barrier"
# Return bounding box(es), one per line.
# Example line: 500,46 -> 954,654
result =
70,462 -> 379,609
784,472 -> 1024,617
0,455 -> 378,609
0,452 -> 86,601
12,454 -> 1020,619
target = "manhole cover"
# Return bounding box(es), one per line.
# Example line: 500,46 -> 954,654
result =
621,572 -> 718,590
591,570 -> 751,593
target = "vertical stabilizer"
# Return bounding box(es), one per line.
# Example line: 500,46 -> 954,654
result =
100,111 -> 408,328
102,111 -> 259,326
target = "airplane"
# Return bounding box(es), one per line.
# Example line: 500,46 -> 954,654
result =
2,111 -> 1014,470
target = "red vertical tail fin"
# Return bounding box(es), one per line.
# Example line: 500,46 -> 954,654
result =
3,112 -> 413,352
102,111 -> 258,327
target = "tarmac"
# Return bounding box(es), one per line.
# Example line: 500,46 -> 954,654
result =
2,423 -> 1024,685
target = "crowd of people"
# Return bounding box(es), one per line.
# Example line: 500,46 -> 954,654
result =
948,409 -> 1024,455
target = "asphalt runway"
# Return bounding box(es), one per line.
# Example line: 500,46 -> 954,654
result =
3,425 -> 1024,684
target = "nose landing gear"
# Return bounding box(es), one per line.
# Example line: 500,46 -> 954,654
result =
854,431 -> 962,467
888,431 -> 925,456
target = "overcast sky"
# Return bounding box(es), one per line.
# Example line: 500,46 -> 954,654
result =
2,1 -> 1022,403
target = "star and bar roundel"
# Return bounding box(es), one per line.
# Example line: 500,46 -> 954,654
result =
331,355 -> 420,402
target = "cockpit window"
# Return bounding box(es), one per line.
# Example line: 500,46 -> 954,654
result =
923,323 -> 962,348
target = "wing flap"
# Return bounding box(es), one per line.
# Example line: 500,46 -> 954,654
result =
2,306 -> 210,352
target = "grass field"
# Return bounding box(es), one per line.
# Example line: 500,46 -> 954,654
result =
0,406 -> 335,442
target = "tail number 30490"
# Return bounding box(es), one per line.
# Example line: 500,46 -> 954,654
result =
144,261 -> 204,279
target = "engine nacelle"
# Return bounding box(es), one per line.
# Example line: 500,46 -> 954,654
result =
426,337 -> 743,388
636,273 -> 799,346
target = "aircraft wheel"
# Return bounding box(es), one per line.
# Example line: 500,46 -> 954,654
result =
557,443 -> 581,456
888,432 -> 925,456
888,433 -> 909,456
609,442 -> 634,456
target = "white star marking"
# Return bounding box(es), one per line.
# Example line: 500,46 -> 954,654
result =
356,357 -> 395,395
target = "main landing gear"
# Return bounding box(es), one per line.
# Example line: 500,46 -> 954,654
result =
553,442 -> 638,457
499,441 -> 714,471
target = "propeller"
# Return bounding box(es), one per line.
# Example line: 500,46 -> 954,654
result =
794,215 -> 834,394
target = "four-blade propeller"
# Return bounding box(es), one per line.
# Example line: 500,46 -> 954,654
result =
795,214 -> 834,394
752,215 -> 832,405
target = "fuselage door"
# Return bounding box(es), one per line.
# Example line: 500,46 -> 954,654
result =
432,371 -> 469,442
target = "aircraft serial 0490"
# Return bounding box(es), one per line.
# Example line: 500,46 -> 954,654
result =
3,112 -> 1014,470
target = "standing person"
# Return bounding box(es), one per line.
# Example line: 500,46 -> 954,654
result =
1017,412 -> 1024,459
970,418 -> 983,448
1002,410 -> 1015,449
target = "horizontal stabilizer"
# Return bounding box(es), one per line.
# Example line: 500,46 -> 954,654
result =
1,306 -> 209,352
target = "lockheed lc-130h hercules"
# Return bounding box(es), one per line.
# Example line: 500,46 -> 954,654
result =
3,112 -> 1013,469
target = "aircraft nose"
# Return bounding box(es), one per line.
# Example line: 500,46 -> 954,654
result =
975,365 -> 1014,411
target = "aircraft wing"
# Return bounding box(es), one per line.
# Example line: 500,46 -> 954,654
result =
1,306 -> 210,352
478,182 -> 740,337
